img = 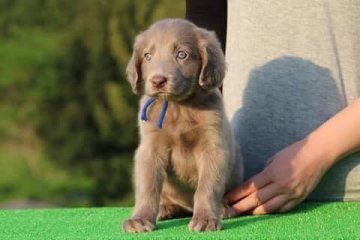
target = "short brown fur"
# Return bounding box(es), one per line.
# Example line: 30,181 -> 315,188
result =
122,19 -> 243,233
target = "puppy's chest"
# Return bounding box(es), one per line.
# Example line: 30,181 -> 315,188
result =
168,129 -> 200,187
144,101 -> 209,185
165,108 -> 203,186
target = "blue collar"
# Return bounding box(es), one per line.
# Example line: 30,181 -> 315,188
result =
141,97 -> 169,128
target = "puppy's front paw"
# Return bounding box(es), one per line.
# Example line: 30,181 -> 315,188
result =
122,218 -> 155,233
188,216 -> 222,231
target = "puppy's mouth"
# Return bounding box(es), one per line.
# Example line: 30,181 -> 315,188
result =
148,88 -> 196,102
148,91 -> 171,100
148,91 -> 178,101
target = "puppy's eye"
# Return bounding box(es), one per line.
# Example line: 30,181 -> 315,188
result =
144,53 -> 152,61
176,51 -> 188,60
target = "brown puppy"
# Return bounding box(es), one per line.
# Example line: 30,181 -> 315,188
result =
122,19 -> 243,233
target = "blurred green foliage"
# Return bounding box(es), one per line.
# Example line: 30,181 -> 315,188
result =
0,0 -> 184,207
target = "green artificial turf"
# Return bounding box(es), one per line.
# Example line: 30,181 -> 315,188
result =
0,202 -> 359,239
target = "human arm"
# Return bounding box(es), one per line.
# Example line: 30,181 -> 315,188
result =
225,98 -> 360,215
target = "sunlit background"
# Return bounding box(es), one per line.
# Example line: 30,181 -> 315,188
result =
0,0 -> 184,208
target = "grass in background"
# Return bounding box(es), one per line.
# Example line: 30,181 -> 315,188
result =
0,0 -> 185,208
0,151 -> 93,207
0,29 -> 95,208
0,28 -> 135,208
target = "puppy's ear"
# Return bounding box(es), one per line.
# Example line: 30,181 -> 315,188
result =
196,29 -> 226,90
126,33 -> 145,94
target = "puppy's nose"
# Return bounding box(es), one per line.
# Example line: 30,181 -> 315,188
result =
151,75 -> 167,89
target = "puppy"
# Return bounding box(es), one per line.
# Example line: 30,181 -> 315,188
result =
122,19 -> 243,233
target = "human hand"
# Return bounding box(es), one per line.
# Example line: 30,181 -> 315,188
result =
225,138 -> 333,215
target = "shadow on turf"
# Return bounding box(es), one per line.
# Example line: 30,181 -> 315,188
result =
155,202 -> 332,231
223,202 -> 337,230
155,214 -> 287,231
157,218 -> 190,230
156,215 -> 287,231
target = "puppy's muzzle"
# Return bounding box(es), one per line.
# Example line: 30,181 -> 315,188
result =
151,75 -> 168,90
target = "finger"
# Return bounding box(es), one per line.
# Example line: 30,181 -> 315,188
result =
225,171 -> 270,204
278,200 -> 300,213
251,195 -> 290,215
230,183 -> 279,215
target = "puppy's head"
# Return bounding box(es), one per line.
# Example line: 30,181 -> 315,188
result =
126,19 -> 225,101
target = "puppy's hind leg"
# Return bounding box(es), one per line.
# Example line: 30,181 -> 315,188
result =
157,180 -> 193,221
158,202 -> 192,221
